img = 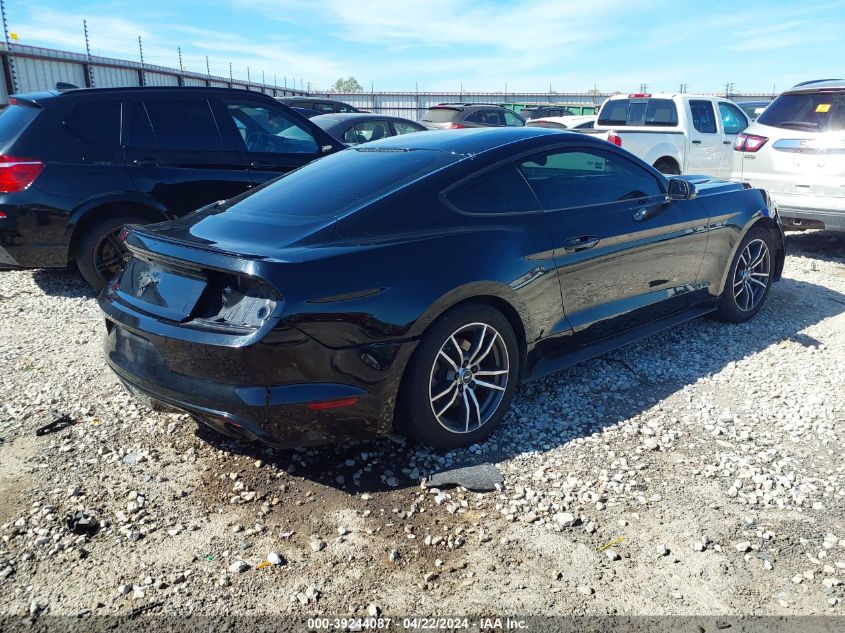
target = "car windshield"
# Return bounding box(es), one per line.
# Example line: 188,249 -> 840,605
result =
598,98 -> 679,126
757,91 -> 845,132
422,108 -> 460,123
221,148 -> 461,218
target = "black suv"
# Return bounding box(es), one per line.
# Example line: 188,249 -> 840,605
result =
276,97 -> 362,118
420,104 -> 525,129
0,86 -> 344,288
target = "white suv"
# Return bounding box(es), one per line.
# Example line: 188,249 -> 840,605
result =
730,79 -> 845,232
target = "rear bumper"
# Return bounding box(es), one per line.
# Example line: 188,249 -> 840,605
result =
101,314 -> 416,448
768,193 -> 845,232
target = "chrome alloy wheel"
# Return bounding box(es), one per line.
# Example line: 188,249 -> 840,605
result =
428,322 -> 510,434
732,238 -> 771,312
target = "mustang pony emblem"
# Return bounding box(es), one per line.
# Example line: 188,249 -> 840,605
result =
137,270 -> 161,294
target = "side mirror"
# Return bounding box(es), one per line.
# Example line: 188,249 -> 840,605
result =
668,178 -> 693,201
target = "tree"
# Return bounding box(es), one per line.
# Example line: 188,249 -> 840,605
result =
331,77 -> 363,93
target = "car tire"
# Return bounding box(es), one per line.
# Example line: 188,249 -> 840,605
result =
714,226 -> 775,323
398,303 -> 520,449
76,214 -> 149,290
654,158 -> 680,175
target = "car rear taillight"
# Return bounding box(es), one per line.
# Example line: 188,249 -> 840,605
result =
0,211 -> 6,219
447,123 -> 467,129
606,132 -> 623,147
734,133 -> 768,152
0,155 -> 44,193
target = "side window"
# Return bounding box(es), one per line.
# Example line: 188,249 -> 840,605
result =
484,110 -> 505,126
718,102 -> 748,135
504,111 -> 524,127
392,121 -> 423,135
128,102 -> 157,149
68,100 -> 121,146
222,100 -> 318,154
313,102 -> 336,114
130,98 -> 223,151
446,165 -> 539,214
465,110 -> 484,124
689,100 -> 717,134
336,103 -> 357,113
342,121 -> 390,144
517,148 -> 663,210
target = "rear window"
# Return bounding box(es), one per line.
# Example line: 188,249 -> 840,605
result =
598,98 -> 678,126
422,108 -> 460,123
0,104 -> 39,149
757,91 -> 845,132
222,148 -> 460,218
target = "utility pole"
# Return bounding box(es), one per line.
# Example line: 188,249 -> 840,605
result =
725,82 -> 735,97
178,46 -> 183,71
229,62 -> 233,85
83,19 -> 94,87
0,0 -> 17,93
639,83 -> 648,93
205,55 -> 210,79
138,35 -> 145,86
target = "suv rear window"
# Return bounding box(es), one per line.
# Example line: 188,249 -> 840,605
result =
422,108 -> 460,123
222,148 -> 460,218
0,104 -> 39,149
757,91 -> 845,132
598,98 -> 678,126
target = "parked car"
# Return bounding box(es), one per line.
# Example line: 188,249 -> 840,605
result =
502,102 -> 599,116
526,115 -> 596,130
736,100 -> 771,122
731,79 -> 845,231
587,93 -> 750,176
100,127 -> 784,450
311,113 -> 426,145
0,86 -> 344,288
518,105 -> 576,119
420,104 -> 525,129
276,97 -> 362,118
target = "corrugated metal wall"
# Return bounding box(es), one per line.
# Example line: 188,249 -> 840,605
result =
143,71 -> 179,87
0,42 -> 308,101
92,65 -> 140,87
14,56 -> 87,94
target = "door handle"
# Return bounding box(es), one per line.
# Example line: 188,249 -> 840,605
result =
691,140 -> 702,145
562,235 -> 600,253
249,161 -> 272,168
132,158 -> 158,166
723,140 -> 732,145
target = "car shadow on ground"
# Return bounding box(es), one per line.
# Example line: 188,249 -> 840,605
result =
786,230 -> 845,264
30,267 -> 97,300
197,268 -> 845,495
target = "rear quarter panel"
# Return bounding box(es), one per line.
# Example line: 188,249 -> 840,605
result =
278,190 -> 560,350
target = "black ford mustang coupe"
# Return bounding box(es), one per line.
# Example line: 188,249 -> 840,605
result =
100,128 -> 784,449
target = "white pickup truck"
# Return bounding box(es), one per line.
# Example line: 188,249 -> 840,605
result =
585,93 -> 750,178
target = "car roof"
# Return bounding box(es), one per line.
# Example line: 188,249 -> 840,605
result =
357,126 -> 590,155
529,115 -> 596,124
428,103 -> 506,111
277,96 -> 349,103
312,113 -> 409,122
13,85 -> 276,102
786,79 -> 845,92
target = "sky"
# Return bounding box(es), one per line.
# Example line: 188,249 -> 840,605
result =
4,0 -> 845,94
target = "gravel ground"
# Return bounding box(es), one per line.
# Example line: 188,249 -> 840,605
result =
1,230 -> 844,620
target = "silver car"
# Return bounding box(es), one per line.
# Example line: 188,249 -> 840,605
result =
730,79 -> 845,231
